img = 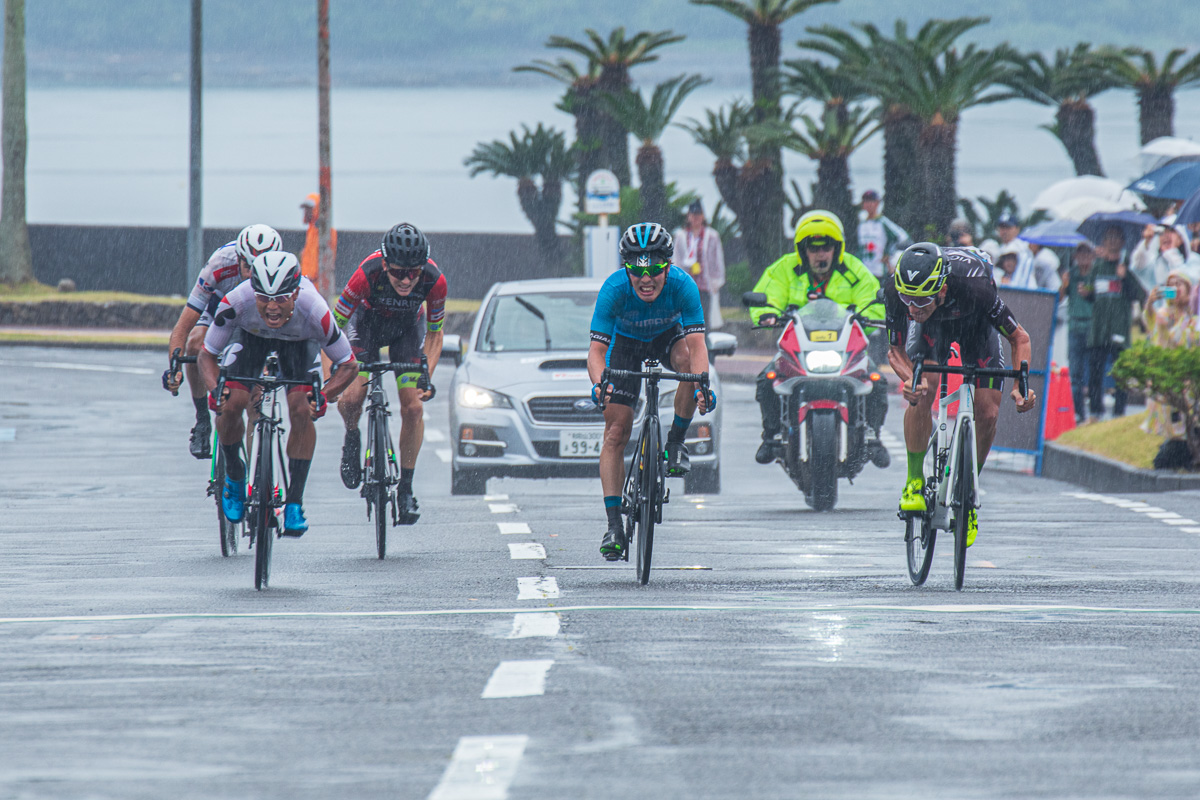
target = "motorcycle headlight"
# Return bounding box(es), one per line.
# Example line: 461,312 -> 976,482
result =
456,383 -> 512,409
804,350 -> 843,374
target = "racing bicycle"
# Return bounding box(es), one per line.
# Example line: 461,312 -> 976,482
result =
901,358 -> 1028,590
598,360 -> 712,585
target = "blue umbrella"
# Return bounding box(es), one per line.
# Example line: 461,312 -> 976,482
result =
1127,156 -> 1200,200
1175,187 -> 1200,227
1018,219 -> 1088,248
1077,211 -> 1160,247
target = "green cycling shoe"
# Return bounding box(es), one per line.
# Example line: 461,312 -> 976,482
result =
899,478 -> 926,513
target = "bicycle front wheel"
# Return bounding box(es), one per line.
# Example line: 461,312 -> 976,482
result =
636,421 -> 660,586
373,415 -> 389,560
952,419 -> 973,592
253,434 -> 275,591
905,514 -> 935,586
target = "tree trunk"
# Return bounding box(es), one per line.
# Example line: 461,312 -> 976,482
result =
883,106 -> 921,239
713,158 -> 743,219
737,157 -> 780,272
1138,85 -> 1174,146
635,143 -> 667,228
747,21 -> 786,255
534,177 -> 564,272
814,155 -> 857,255
0,0 -> 33,285
568,83 -> 603,215
1056,100 -> 1104,177
916,116 -> 957,242
597,67 -> 632,187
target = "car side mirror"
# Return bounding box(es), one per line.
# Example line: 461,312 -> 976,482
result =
706,331 -> 737,363
742,291 -> 768,308
442,334 -> 463,367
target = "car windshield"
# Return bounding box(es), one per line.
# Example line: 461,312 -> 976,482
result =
478,291 -> 596,352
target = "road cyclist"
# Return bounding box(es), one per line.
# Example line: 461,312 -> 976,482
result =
198,251 -> 359,537
163,224 -> 283,458
332,222 -> 446,524
588,222 -> 716,562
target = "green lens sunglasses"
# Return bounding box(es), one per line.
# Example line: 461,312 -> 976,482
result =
625,262 -> 669,278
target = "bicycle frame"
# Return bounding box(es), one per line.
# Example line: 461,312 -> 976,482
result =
928,373 -> 978,531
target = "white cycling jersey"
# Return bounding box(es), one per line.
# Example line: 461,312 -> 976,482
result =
203,277 -> 355,366
186,241 -> 243,319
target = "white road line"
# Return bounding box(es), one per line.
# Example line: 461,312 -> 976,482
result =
1131,506 -> 1167,513
436,448 -> 452,463
0,428 -> 14,442
485,494 -> 510,501
0,360 -> 154,375
481,660 -> 554,698
425,429 -> 447,442
427,735 -> 528,800
1146,511 -> 1181,519
497,522 -> 531,535
517,577 -> 559,599
489,503 -> 519,514
1162,518 -> 1199,526
508,612 -> 560,638
508,543 -> 546,560
1183,527 -> 1200,534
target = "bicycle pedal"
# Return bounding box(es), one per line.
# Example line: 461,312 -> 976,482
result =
663,487 -> 670,504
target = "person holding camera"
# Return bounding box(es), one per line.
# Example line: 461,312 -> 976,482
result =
1142,271 -> 1198,437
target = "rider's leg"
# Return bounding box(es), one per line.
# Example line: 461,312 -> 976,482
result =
337,374 -> 368,488
973,387 -> 1002,469
599,403 -> 634,557
338,375 -> 368,430
185,326 -> 209,410
665,336 -> 697,474
216,387 -> 251,480
396,384 -> 425,493
754,364 -> 782,463
284,387 -> 317,498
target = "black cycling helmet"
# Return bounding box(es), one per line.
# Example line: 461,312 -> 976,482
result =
619,222 -> 674,266
382,222 -> 430,268
894,242 -> 948,297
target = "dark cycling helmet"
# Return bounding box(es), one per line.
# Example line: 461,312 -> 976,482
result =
382,222 -> 430,268
894,242 -> 948,297
250,251 -> 302,296
619,222 -> 674,266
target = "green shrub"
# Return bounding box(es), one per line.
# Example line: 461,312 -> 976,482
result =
1111,342 -> 1200,467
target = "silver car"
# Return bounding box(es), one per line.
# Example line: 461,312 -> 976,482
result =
444,277 -> 736,495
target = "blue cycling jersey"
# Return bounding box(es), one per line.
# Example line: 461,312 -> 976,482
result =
589,266 -> 706,346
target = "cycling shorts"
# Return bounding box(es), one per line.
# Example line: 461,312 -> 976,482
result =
605,325 -> 687,408
345,307 -> 426,388
906,318 -> 1007,391
220,331 -> 321,395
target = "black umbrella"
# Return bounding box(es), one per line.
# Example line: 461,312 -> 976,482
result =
1078,210 -> 1160,247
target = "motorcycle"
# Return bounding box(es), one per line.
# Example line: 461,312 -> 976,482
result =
743,293 -> 889,511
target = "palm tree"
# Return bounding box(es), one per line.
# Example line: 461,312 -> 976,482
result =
537,27 -> 683,186
1103,47 -> 1200,145
1,0 -> 33,285
602,75 -> 709,227
464,124 -> 575,272
1003,45 -> 1123,176
678,101 -> 751,222
691,0 -> 839,264
514,57 -> 603,185
782,57 -> 869,127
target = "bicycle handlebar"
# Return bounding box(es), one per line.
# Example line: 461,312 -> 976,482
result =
360,354 -> 436,398
595,364 -> 711,412
911,359 -> 1029,403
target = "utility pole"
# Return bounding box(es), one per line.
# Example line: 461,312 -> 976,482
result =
316,0 -> 333,297
0,0 -> 34,285
186,0 -> 203,291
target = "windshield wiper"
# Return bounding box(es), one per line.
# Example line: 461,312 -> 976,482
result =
513,295 -> 552,351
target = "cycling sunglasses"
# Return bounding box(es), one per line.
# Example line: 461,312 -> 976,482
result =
625,262 -> 669,278
386,266 -> 424,280
898,292 -> 937,308
255,291 -> 295,303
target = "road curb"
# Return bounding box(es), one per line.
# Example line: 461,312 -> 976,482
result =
1042,441 -> 1200,494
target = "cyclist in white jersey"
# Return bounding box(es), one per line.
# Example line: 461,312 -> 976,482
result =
163,224 -> 283,458
198,252 -> 359,536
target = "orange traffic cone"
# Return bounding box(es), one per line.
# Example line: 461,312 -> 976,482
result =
1043,362 -> 1076,440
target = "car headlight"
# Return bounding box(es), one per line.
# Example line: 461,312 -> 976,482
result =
456,383 -> 512,409
804,350 -> 843,373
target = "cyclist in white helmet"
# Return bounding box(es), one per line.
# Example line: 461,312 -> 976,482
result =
163,224 -> 283,458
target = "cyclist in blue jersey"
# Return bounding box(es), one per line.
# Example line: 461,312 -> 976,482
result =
588,222 -> 717,561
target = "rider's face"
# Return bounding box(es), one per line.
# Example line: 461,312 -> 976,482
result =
386,264 -> 423,296
806,242 -> 836,275
628,266 -> 668,303
255,291 -> 298,328
904,286 -> 946,323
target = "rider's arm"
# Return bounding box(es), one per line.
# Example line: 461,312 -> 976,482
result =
321,328 -> 359,402
587,340 -> 609,386
332,264 -> 370,328
167,306 -> 203,360
197,347 -> 220,394
587,274 -> 620,384
887,344 -> 915,386
847,259 -> 885,320
422,271 -> 448,375
748,254 -> 792,323
683,331 -> 709,374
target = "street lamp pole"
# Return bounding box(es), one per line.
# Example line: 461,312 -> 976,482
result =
185,0 -> 203,292
316,0 -> 333,297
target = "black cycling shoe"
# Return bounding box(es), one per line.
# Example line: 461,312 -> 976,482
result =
665,440 -> 690,476
868,438 -> 891,469
189,416 -> 212,460
755,437 -> 779,465
340,429 -> 362,489
395,491 -> 421,525
600,523 -> 627,561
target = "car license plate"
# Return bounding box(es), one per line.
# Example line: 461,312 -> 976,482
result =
559,430 -> 602,457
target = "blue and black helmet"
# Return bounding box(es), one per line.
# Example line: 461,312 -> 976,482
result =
619,222 -> 674,267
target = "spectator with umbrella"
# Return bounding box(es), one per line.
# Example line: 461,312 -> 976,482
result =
1059,241 -> 1098,424
1086,227 -> 1136,423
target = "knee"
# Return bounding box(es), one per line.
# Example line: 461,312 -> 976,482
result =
603,419 -> 631,448
977,400 -> 999,429
400,401 -> 423,425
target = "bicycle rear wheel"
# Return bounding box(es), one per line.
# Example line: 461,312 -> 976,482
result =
952,419 -> 973,591
905,514 -> 935,586
253,433 -> 275,590
636,421 -> 660,586
373,414 -> 389,560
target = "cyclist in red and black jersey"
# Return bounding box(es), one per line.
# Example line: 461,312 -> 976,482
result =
332,223 -> 446,523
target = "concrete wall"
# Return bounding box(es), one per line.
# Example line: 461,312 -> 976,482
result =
29,224 -> 575,300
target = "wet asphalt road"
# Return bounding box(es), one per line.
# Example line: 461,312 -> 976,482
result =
3,345 -> 1200,799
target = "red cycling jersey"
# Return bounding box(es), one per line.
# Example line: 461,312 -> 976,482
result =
333,251 -> 447,332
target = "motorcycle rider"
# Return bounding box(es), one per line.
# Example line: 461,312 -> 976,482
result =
748,210 -> 890,466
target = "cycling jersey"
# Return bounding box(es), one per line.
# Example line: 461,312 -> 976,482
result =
589,266 -> 705,347
203,277 -> 354,366
333,252 -> 447,333
186,242 -> 242,322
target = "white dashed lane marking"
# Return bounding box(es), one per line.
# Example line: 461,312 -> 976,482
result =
508,543 -> 546,560
497,522 -> 531,535
481,660 -> 554,698
489,503 -> 519,514
508,612 -> 560,638
1065,492 -> 1200,537
485,494 -> 509,501
427,735 -> 528,800
517,577 -> 559,599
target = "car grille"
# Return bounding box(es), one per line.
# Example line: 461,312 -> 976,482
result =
526,396 -> 645,424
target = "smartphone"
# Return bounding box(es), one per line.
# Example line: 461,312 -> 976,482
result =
1162,287 -> 1177,299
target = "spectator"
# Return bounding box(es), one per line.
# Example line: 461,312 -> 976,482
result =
672,200 -> 726,328
856,189 -> 911,278
1060,241 -> 1097,424
1141,270 -> 1198,437
993,243 -> 1032,288
1131,224 -> 1185,294
1087,226 -> 1135,422
994,212 -> 1033,284
300,192 -> 338,291
948,219 -> 973,247
1026,242 -> 1061,291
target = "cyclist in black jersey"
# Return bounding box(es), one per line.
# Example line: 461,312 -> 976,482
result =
886,242 -> 1038,545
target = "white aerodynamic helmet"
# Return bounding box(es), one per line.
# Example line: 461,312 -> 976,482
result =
236,223 -> 283,265
249,251 -> 302,297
